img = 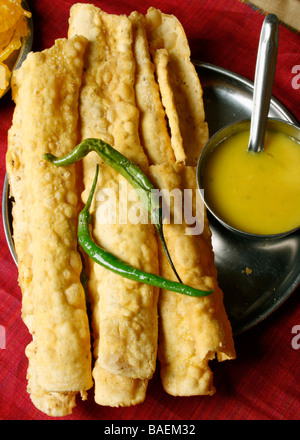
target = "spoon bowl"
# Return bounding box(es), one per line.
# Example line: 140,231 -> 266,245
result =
197,118 -> 300,240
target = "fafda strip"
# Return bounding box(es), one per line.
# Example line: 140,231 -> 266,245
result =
6,36 -> 93,416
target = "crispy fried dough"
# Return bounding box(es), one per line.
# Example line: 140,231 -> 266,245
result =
149,163 -> 236,395
68,4 -> 159,406
6,36 -> 93,416
130,11 -> 175,166
135,7 -> 236,396
93,365 -> 148,407
152,47 -> 187,164
146,7 -> 209,166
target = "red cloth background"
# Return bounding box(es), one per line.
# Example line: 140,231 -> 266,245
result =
0,0 -> 299,421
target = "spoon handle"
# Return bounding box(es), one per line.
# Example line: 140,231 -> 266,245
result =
248,14 -> 279,152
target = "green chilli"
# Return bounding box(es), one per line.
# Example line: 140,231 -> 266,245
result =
43,138 -> 182,282
77,165 -> 213,297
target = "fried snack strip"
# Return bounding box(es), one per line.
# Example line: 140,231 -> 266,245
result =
152,48 -> 186,164
6,36 -> 93,416
129,11 -> 175,166
132,7 -> 235,395
92,367 -> 148,407
150,164 -> 235,395
146,7 -> 209,166
68,3 -> 159,404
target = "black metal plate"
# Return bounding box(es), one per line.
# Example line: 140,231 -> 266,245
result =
195,61 -> 300,335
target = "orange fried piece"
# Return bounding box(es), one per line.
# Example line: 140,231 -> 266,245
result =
0,0 -> 31,97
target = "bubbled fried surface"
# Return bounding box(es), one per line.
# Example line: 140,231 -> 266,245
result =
146,7 -> 209,166
150,164 -> 235,396
68,4 -> 159,399
6,35 -> 93,415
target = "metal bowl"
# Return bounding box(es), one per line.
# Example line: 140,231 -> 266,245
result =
197,118 -> 300,240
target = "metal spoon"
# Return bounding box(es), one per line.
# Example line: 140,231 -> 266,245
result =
247,14 -> 279,152
197,14 -> 300,239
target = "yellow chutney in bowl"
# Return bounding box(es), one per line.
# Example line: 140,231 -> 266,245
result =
197,119 -> 300,238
